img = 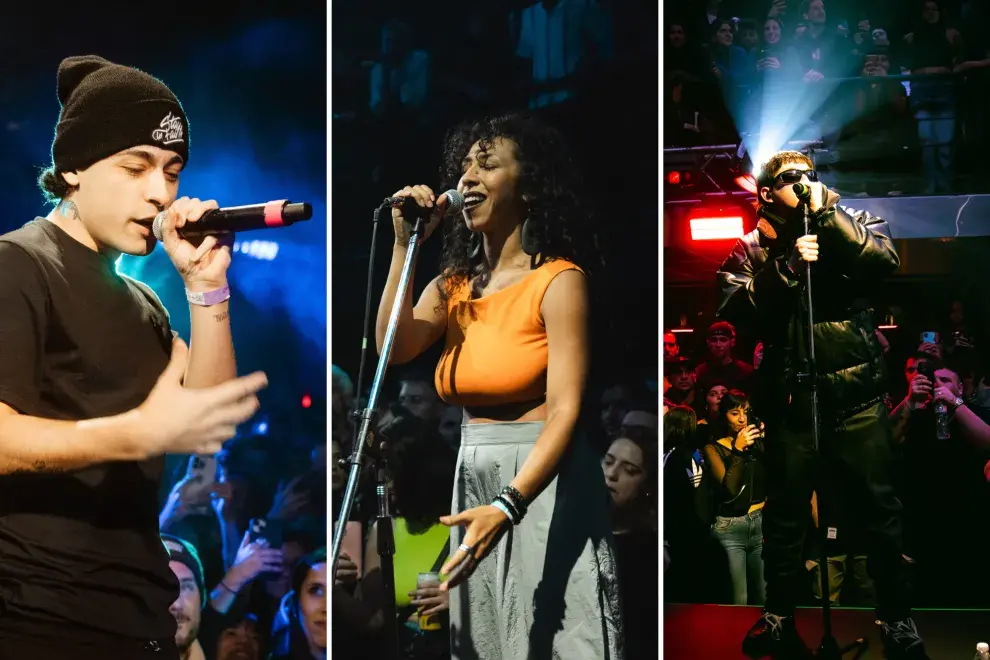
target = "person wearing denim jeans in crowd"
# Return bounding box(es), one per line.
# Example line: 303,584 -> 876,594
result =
703,390 -> 767,605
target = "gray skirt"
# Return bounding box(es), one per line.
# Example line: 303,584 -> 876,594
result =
449,422 -> 625,660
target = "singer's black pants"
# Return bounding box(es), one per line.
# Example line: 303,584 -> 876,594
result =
762,401 -> 911,622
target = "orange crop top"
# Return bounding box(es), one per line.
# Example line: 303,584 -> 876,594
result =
434,259 -> 583,408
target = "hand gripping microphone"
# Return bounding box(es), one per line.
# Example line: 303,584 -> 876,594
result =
152,200 -> 312,240
383,190 -> 464,220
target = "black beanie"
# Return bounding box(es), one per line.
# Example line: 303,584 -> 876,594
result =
161,534 -> 207,610
52,55 -> 189,173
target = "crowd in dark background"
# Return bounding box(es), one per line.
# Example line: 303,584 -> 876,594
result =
663,304 -> 990,610
665,0 -> 990,195
329,1 -> 662,658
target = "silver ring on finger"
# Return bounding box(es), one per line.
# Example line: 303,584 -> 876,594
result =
458,543 -> 474,556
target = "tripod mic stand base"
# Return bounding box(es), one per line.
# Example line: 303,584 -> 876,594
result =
815,635 -> 868,660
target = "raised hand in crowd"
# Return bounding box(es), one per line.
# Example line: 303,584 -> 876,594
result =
226,532 -> 285,593
210,480 -> 236,523
159,474 -> 214,528
267,475 -> 312,521
210,531 -> 285,615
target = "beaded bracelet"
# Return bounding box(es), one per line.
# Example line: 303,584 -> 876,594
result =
500,486 -> 528,516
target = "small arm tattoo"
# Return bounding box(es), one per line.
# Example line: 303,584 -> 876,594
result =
213,310 -> 229,323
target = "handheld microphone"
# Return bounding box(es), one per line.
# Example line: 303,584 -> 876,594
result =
792,183 -> 812,199
152,200 -> 313,241
383,190 -> 464,220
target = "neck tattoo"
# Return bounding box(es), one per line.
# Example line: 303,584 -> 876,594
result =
60,200 -> 80,221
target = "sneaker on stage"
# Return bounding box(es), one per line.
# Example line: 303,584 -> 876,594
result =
879,618 -> 930,660
742,611 -> 812,659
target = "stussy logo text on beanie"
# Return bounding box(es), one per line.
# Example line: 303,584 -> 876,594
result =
152,111 -> 184,145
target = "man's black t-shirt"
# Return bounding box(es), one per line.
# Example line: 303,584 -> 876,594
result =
0,220 -> 179,646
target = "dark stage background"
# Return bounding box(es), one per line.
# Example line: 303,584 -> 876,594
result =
330,0 -> 661,402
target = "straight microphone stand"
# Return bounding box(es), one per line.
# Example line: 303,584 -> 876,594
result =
799,199 -> 868,660
331,201 -> 426,660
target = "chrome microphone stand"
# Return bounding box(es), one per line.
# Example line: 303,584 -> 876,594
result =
331,202 -> 429,660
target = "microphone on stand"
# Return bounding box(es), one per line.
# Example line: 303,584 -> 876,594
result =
792,182 -> 812,200
152,200 -> 312,240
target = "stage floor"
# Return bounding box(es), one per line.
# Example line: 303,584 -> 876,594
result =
665,603 -> 990,659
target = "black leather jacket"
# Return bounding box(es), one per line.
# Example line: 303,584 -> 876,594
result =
715,201 -> 900,423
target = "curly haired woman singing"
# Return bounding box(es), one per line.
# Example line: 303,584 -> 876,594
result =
375,114 -> 623,660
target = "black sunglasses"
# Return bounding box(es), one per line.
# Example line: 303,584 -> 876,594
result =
776,169 -> 818,185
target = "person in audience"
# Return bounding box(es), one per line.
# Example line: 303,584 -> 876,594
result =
665,356 -> 699,411
664,331 -> 680,360
603,426 -> 658,660
690,0 -> 729,43
835,46 -> 913,196
738,19 -> 760,53
513,0 -> 614,109
700,379 -> 729,426
903,0 -> 962,194
942,299 -> 979,364
758,17 -> 801,80
666,22 -> 710,79
332,414 -> 455,660
663,405 -> 728,604
890,359 -> 990,607
601,383 -> 635,439
703,390 -> 767,606
792,0 -> 853,80
331,366 -> 355,454
621,409 -> 660,434
666,70 -> 717,146
271,549 -> 328,660
161,457 -> 228,589
216,619 -> 262,660
398,372 -> 447,425
696,378 -> 729,449
163,535 -> 209,660
706,18 -> 750,89
369,19 -> 430,120
695,321 -> 755,392
438,405 -> 464,450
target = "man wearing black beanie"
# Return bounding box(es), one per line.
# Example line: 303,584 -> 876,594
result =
0,56 -> 269,658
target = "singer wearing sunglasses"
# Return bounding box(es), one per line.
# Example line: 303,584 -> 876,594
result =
715,151 -> 930,659
375,114 -> 622,660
